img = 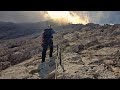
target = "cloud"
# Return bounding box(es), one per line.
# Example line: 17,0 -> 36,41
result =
0,11 -> 120,24
0,11 -> 45,23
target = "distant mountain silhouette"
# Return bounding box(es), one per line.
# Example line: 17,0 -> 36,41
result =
0,20 -> 61,40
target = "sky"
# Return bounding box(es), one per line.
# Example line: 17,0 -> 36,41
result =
0,11 -> 120,24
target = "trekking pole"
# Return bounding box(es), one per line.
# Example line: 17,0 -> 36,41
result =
59,45 -> 65,79
59,45 -> 62,65
55,44 -> 59,79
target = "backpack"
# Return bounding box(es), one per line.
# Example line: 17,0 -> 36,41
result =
42,28 -> 53,42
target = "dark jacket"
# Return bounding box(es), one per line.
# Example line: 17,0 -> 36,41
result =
41,28 -> 55,46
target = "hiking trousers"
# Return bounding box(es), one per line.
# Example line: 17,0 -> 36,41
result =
42,40 -> 53,62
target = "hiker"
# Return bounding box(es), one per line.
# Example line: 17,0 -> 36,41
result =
41,25 -> 56,63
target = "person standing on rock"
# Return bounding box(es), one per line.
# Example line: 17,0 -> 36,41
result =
41,25 -> 56,63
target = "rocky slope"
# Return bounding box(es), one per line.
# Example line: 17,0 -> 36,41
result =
0,23 -> 120,79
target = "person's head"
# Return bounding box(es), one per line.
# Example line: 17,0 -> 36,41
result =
48,25 -> 52,29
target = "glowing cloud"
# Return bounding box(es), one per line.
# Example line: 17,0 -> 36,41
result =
45,11 -> 89,24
